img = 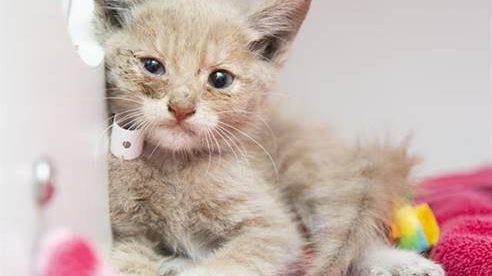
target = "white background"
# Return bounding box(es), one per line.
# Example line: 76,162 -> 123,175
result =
279,0 -> 491,176
1,1 -> 110,274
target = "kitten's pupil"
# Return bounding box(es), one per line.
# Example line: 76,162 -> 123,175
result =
209,70 -> 234,89
141,58 -> 165,75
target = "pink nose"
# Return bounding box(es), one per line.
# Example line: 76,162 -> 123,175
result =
168,102 -> 196,122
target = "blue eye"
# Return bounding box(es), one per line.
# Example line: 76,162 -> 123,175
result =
140,58 -> 166,76
209,70 -> 234,89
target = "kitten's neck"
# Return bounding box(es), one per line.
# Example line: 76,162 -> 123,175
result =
141,142 -> 217,169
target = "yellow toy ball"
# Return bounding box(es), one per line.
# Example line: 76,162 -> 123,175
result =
390,203 -> 440,252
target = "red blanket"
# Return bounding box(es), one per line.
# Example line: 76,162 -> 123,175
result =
416,167 -> 492,276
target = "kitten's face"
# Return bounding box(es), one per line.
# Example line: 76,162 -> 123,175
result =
101,0 -> 309,152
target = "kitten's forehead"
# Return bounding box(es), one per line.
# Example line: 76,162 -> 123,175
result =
131,1 -> 251,44
123,0 -> 255,67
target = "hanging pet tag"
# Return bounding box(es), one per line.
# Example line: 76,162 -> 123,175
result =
110,115 -> 144,160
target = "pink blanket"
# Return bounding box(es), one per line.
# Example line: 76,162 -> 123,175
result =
416,167 -> 492,276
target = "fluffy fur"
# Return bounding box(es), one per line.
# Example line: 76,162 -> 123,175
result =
95,0 -> 444,275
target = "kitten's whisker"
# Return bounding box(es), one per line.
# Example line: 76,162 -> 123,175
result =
134,117 -> 149,130
215,126 -> 254,183
116,110 -> 147,130
213,127 -> 239,164
208,128 -> 222,166
131,119 -> 151,138
96,109 -> 144,149
203,131 -> 213,176
113,110 -> 144,126
215,110 -> 278,151
215,127 -> 246,172
148,142 -> 161,159
219,122 -> 279,179
137,120 -> 152,138
104,108 -> 140,127
148,126 -> 163,160
217,126 -> 253,182
138,121 -> 160,159
120,116 -> 141,130
115,112 -> 144,126
121,117 -> 143,132
217,126 -> 254,185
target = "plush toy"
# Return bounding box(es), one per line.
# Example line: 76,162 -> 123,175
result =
390,203 -> 440,252
36,229 -> 116,276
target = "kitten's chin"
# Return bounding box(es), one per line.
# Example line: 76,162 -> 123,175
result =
147,126 -> 203,151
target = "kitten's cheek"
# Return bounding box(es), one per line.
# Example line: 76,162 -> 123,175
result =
188,109 -> 219,134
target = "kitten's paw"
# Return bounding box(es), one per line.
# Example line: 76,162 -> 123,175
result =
178,268 -> 213,276
178,266 -> 250,276
158,256 -> 194,276
354,247 -> 444,276
396,257 -> 444,276
177,267 -> 209,276
365,267 -> 392,276
363,259 -> 444,276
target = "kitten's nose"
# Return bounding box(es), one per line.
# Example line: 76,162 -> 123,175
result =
168,101 -> 196,122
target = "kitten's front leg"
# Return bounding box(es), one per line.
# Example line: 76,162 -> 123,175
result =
111,237 -> 195,276
272,120 -> 417,275
179,197 -> 304,276
111,238 -> 162,276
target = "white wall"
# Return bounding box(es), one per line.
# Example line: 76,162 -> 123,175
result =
0,1 -> 110,274
279,0 -> 491,176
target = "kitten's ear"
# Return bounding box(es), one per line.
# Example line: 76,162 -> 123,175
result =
248,0 -> 311,65
94,0 -> 143,35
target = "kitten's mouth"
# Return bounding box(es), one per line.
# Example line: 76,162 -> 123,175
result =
158,122 -> 196,136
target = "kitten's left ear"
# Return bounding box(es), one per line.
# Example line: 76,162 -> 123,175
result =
94,0 -> 145,41
248,0 -> 311,65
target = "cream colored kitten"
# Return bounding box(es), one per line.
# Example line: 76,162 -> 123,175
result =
95,0 -> 444,275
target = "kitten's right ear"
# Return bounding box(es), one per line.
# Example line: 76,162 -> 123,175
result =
94,0 -> 142,35
248,0 -> 311,65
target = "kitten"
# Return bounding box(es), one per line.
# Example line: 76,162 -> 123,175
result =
95,0 -> 444,275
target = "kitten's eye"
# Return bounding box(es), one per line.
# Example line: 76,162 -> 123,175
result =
208,70 -> 234,89
140,58 -> 166,76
